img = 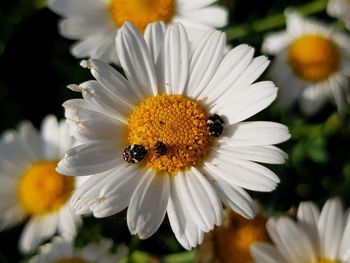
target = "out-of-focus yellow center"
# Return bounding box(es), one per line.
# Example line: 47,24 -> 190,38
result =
214,211 -> 270,263
109,0 -> 175,32
17,161 -> 75,216
54,258 -> 90,263
316,260 -> 339,263
288,34 -> 340,82
127,95 -> 211,174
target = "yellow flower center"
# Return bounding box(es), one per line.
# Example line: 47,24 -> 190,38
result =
316,260 -> 339,263
288,34 -> 340,82
54,258 -> 90,263
214,211 -> 270,263
127,95 -> 212,174
17,161 -> 75,216
109,0 -> 175,32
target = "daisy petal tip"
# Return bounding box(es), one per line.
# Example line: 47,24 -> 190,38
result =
80,60 -> 93,69
67,84 -> 81,92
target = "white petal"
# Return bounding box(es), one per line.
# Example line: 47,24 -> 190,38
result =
211,81 -> 277,124
180,6 -> 228,28
267,217 -> 316,263
299,84 -> 329,116
297,201 -> 320,254
127,171 -> 169,239
116,22 -> 158,97
164,23 -> 190,94
167,175 -> 205,250
64,98 -> 126,142
80,58 -> 140,105
186,30 -> 225,98
48,0 -> 105,17
41,115 -> 60,160
75,80 -> 133,119
58,15 -> 108,39
339,209 -> 350,261
202,165 -> 257,219
220,121 -> 291,146
190,167 -> 223,226
262,31 -> 292,55
197,44 -> 254,103
89,165 -> 141,217
251,243 -> 287,263
18,122 -> 44,161
318,197 -> 344,260
20,215 -> 58,253
144,22 -> 166,92
204,156 -> 280,192
58,205 -> 81,238
214,144 -> 288,164
177,0 -> 217,12
172,171 -> 210,232
58,120 -> 75,157
57,142 -> 123,176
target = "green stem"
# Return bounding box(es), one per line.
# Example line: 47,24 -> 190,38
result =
161,251 -> 196,263
225,0 -> 328,40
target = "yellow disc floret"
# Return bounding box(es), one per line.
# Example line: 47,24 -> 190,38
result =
17,161 -> 74,216
109,0 -> 175,33
288,34 -> 340,82
54,258 -> 90,263
127,95 -> 211,174
214,211 -> 270,263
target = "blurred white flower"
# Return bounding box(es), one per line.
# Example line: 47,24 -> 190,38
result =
0,115 -> 83,253
327,0 -> 350,30
262,12 -> 350,115
251,197 -> 350,263
48,0 -> 228,63
29,236 -> 128,263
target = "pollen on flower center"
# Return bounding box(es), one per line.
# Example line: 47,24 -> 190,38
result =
288,34 -> 340,82
17,161 -> 75,215
109,0 -> 175,33
127,95 -> 212,174
54,258 -> 91,263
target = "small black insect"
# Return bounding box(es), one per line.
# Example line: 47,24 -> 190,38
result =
207,114 -> 225,137
123,144 -> 147,163
154,141 -> 167,156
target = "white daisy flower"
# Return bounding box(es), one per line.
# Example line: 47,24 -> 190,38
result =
47,0 -> 228,63
29,236 -> 128,263
58,21 -> 290,250
251,197 -> 350,263
0,115 -> 82,253
327,0 -> 350,30
262,12 -> 350,115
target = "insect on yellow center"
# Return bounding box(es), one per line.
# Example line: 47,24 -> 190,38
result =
288,34 -> 340,82
109,0 -> 175,33
54,258 -> 91,263
127,95 -> 212,174
214,211 -> 270,263
17,161 -> 75,216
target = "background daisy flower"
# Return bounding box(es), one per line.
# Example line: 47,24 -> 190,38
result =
327,0 -> 350,30
47,0 -> 228,63
195,209 -> 270,263
251,197 -> 350,263
58,21 -> 290,250
0,115 -> 82,253
262,12 -> 350,115
29,236 -> 128,263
